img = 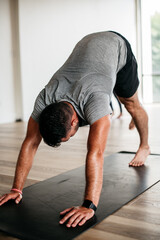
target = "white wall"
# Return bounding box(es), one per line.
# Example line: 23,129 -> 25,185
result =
0,0 -> 15,123
141,0 -> 153,103
0,0 -> 137,122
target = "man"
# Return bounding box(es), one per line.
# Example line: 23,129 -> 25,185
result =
0,31 -> 150,228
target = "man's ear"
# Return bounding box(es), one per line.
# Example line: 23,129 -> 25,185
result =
71,111 -> 79,127
71,119 -> 78,127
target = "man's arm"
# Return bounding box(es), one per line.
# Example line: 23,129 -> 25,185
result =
84,115 -> 111,206
59,115 -> 111,227
0,117 -> 42,206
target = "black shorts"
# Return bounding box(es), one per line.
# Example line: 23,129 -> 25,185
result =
110,31 -> 140,98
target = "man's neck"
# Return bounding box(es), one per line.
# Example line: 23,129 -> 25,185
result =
63,101 -> 79,122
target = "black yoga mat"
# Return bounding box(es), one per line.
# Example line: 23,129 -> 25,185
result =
0,153 -> 160,240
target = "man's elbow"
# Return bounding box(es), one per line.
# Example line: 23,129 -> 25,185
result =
23,136 -> 41,151
87,150 -> 104,164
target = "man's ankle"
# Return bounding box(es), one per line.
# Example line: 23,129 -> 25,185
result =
139,145 -> 150,151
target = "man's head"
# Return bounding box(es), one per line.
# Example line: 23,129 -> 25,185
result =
39,102 -> 79,147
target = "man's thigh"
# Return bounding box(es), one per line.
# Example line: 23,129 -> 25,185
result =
118,91 -> 141,110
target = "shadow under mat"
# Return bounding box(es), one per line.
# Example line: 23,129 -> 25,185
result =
0,153 -> 160,240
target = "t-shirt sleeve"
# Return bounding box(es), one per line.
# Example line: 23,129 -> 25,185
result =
31,89 -> 46,122
84,92 -> 112,125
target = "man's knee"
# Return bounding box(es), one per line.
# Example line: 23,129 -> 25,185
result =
124,101 -> 140,115
119,93 -> 141,115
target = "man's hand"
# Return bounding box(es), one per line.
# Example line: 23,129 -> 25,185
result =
59,206 -> 94,227
0,192 -> 22,206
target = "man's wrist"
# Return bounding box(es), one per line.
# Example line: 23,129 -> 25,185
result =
82,199 -> 97,212
11,188 -> 23,195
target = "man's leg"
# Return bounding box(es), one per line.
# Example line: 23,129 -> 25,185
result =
118,91 -> 150,167
129,118 -> 135,130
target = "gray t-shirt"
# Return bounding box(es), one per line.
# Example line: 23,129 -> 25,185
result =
31,31 -> 127,126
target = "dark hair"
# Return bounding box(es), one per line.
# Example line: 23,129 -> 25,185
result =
39,102 -> 73,147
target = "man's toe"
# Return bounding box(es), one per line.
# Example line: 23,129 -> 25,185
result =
129,161 -> 133,166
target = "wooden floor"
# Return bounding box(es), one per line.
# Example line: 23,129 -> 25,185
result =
0,104 -> 160,240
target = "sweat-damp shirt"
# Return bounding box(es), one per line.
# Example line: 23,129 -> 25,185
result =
31,31 -> 127,126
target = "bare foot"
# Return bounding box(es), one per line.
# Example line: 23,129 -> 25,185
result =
129,146 -> 151,167
129,118 -> 135,130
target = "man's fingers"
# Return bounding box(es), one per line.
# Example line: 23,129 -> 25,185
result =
78,217 -> 87,226
15,193 -> 22,204
0,192 -> 21,206
0,195 -> 7,205
59,209 -> 76,224
0,195 -> 11,206
59,206 -> 95,227
66,213 -> 80,227
0,194 -> 7,202
71,215 -> 84,227
60,207 -> 74,215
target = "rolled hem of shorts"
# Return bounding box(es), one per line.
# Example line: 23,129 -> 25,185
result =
115,79 -> 140,98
